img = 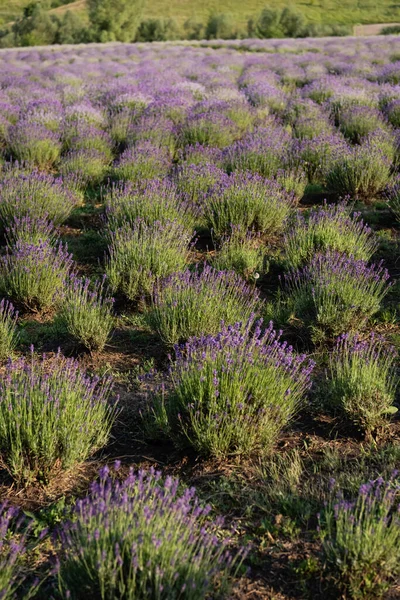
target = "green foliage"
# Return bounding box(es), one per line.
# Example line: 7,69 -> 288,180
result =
284,203 -> 378,271
319,476 -> 400,599
0,300 -> 18,361
212,229 -> 267,281
205,13 -> 237,40
0,353 -> 116,483
145,266 -> 261,346
148,318 -> 313,457
58,276 -> 114,352
105,220 -> 191,301
136,17 -> 181,42
319,334 -> 398,434
0,241 -> 73,313
326,144 -> 392,200
87,0 -> 145,42
251,5 -> 305,38
11,2 -> 58,46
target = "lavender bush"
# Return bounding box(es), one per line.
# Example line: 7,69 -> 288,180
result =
105,179 -> 196,232
111,142 -> 171,182
57,465 -> 244,599
0,169 -> 78,228
106,220 -> 191,301
7,121 -> 61,168
326,142 -> 392,200
0,299 -> 18,361
278,251 -> 391,338
204,171 -> 293,241
145,265 -> 261,345
0,240 -> 73,313
213,228 -> 267,281
0,503 -> 39,600
319,475 -> 400,598
58,275 -> 114,352
0,352 -> 116,482
149,319 -> 314,457
5,215 -> 56,247
59,149 -> 108,189
284,202 -> 378,270
320,333 -> 397,434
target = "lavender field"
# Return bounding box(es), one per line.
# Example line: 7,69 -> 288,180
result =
0,35 -> 400,599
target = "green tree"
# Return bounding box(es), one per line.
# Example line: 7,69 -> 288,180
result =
12,2 -> 58,46
55,10 -> 88,44
254,7 -> 283,38
87,0 -> 145,42
205,13 -> 236,40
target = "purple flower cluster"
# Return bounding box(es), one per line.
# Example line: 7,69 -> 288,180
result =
57,465 -> 244,599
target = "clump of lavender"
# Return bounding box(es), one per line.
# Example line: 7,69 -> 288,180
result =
278,251 -> 391,338
0,503 -> 39,600
338,105 -> 386,145
320,333 -> 397,434
0,169 -> 78,228
5,215 -> 56,246
326,141 -> 392,200
7,120 -> 61,168
149,318 -> 314,457
284,202 -> 378,270
223,126 -> 291,178
105,219 -> 191,301
145,265 -> 262,346
179,111 -> 239,149
385,98 -> 400,128
105,179 -> 196,232
213,228 -> 267,281
293,133 -> 347,185
0,299 -> 18,361
58,275 -> 114,353
57,465 -> 244,599
175,162 -> 226,205
64,124 -> 113,162
386,176 -> 400,223
112,142 -> 171,183
204,171 -> 294,241
0,351 -> 116,483
0,240 -> 73,313
58,149 -> 108,190
318,475 -> 400,599
181,143 -> 224,167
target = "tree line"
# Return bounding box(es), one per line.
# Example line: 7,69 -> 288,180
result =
0,0 -> 351,48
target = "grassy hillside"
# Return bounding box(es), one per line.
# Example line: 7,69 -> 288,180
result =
2,0 -> 400,28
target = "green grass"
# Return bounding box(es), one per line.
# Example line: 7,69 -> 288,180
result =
2,0 -> 400,29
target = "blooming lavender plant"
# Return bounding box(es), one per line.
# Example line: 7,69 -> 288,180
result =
57,465 -> 245,599
337,105 -> 386,145
326,141 -> 392,200
320,333 -> 398,434
0,169 -> 78,228
111,142 -> 171,183
149,318 -> 314,457
7,120 -> 62,168
5,215 -> 56,246
58,275 -> 114,352
0,299 -> 18,361
386,175 -> 400,223
0,240 -> 73,312
0,503 -> 39,600
278,251 -> 391,338
283,202 -> 378,270
105,179 -> 196,232
318,474 -> 400,598
105,219 -> 191,301
223,126 -> 291,178
213,227 -> 267,281
59,149 -> 109,190
204,171 -> 294,241
145,265 -> 262,345
0,351 -> 116,483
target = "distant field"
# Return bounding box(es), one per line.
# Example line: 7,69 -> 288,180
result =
2,0 -> 400,28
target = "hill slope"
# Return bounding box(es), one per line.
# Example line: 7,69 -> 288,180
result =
2,0 -> 400,29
